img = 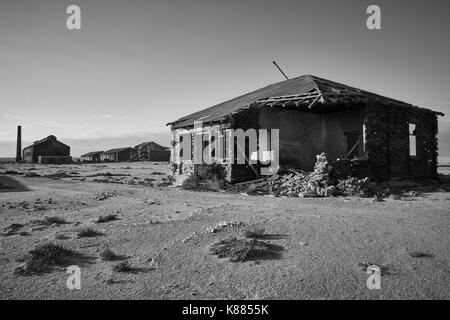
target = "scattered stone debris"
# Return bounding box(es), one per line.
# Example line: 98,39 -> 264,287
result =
1,170 -> 20,175
142,199 -> 162,205
43,171 -> 75,179
23,172 -> 41,178
87,172 -> 131,177
112,261 -> 134,273
76,228 -> 103,238
209,237 -> 283,262
32,216 -> 67,226
207,221 -> 244,233
409,251 -> 434,258
156,177 -> 174,187
95,191 -> 118,201
181,232 -> 198,243
2,223 -> 25,237
55,233 -> 70,240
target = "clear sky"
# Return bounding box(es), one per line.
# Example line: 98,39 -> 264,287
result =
1,0 -> 449,159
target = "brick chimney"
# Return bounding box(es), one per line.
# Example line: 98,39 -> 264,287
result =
16,125 -> 22,162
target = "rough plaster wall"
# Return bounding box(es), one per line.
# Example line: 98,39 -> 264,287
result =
259,107 -> 365,171
322,108 -> 365,160
259,107 -> 322,171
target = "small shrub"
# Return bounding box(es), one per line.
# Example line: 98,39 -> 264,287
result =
243,227 -> 265,238
77,228 -> 103,238
55,233 -> 69,240
181,173 -> 208,191
209,237 -> 283,262
42,216 -> 67,225
196,163 -> 226,181
100,249 -> 119,261
112,261 -> 133,272
95,214 -> 119,223
181,164 -> 228,191
14,243 -> 75,275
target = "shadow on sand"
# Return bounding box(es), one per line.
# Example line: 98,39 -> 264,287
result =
0,175 -> 30,193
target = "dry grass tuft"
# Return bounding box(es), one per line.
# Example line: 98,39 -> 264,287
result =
243,227 -> 265,238
100,249 -> 121,261
14,243 -> 76,275
77,228 -> 103,238
112,261 -> 133,272
95,214 -> 119,223
209,237 -> 283,262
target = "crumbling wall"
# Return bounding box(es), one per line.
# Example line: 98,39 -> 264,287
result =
363,103 -> 390,180
170,123 -> 233,184
388,104 -> 438,179
322,107 -> 366,160
364,101 -> 438,180
230,107 -> 261,183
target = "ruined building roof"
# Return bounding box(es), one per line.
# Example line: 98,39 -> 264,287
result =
133,141 -> 169,151
102,147 -> 132,154
167,74 -> 444,129
23,135 -> 69,150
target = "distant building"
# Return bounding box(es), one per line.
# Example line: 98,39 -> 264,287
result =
100,147 -> 132,162
132,142 -> 170,161
22,135 -> 71,164
80,151 -> 103,163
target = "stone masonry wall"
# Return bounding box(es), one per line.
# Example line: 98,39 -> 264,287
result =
364,101 -> 438,180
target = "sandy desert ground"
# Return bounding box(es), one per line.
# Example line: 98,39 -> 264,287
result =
0,162 -> 449,300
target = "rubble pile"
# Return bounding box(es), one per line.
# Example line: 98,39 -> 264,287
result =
335,177 -> 373,197
207,221 -> 244,233
242,153 -> 375,198
244,153 -> 335,197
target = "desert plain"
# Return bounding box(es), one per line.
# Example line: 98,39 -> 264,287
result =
0,162 -> 449,299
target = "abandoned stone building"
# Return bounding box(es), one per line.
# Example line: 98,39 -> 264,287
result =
132,142 -> 170,161
22,135 -> 71,164
80,151 -> 103,163
167,75 -> 443,183
100,147 -> 132,162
